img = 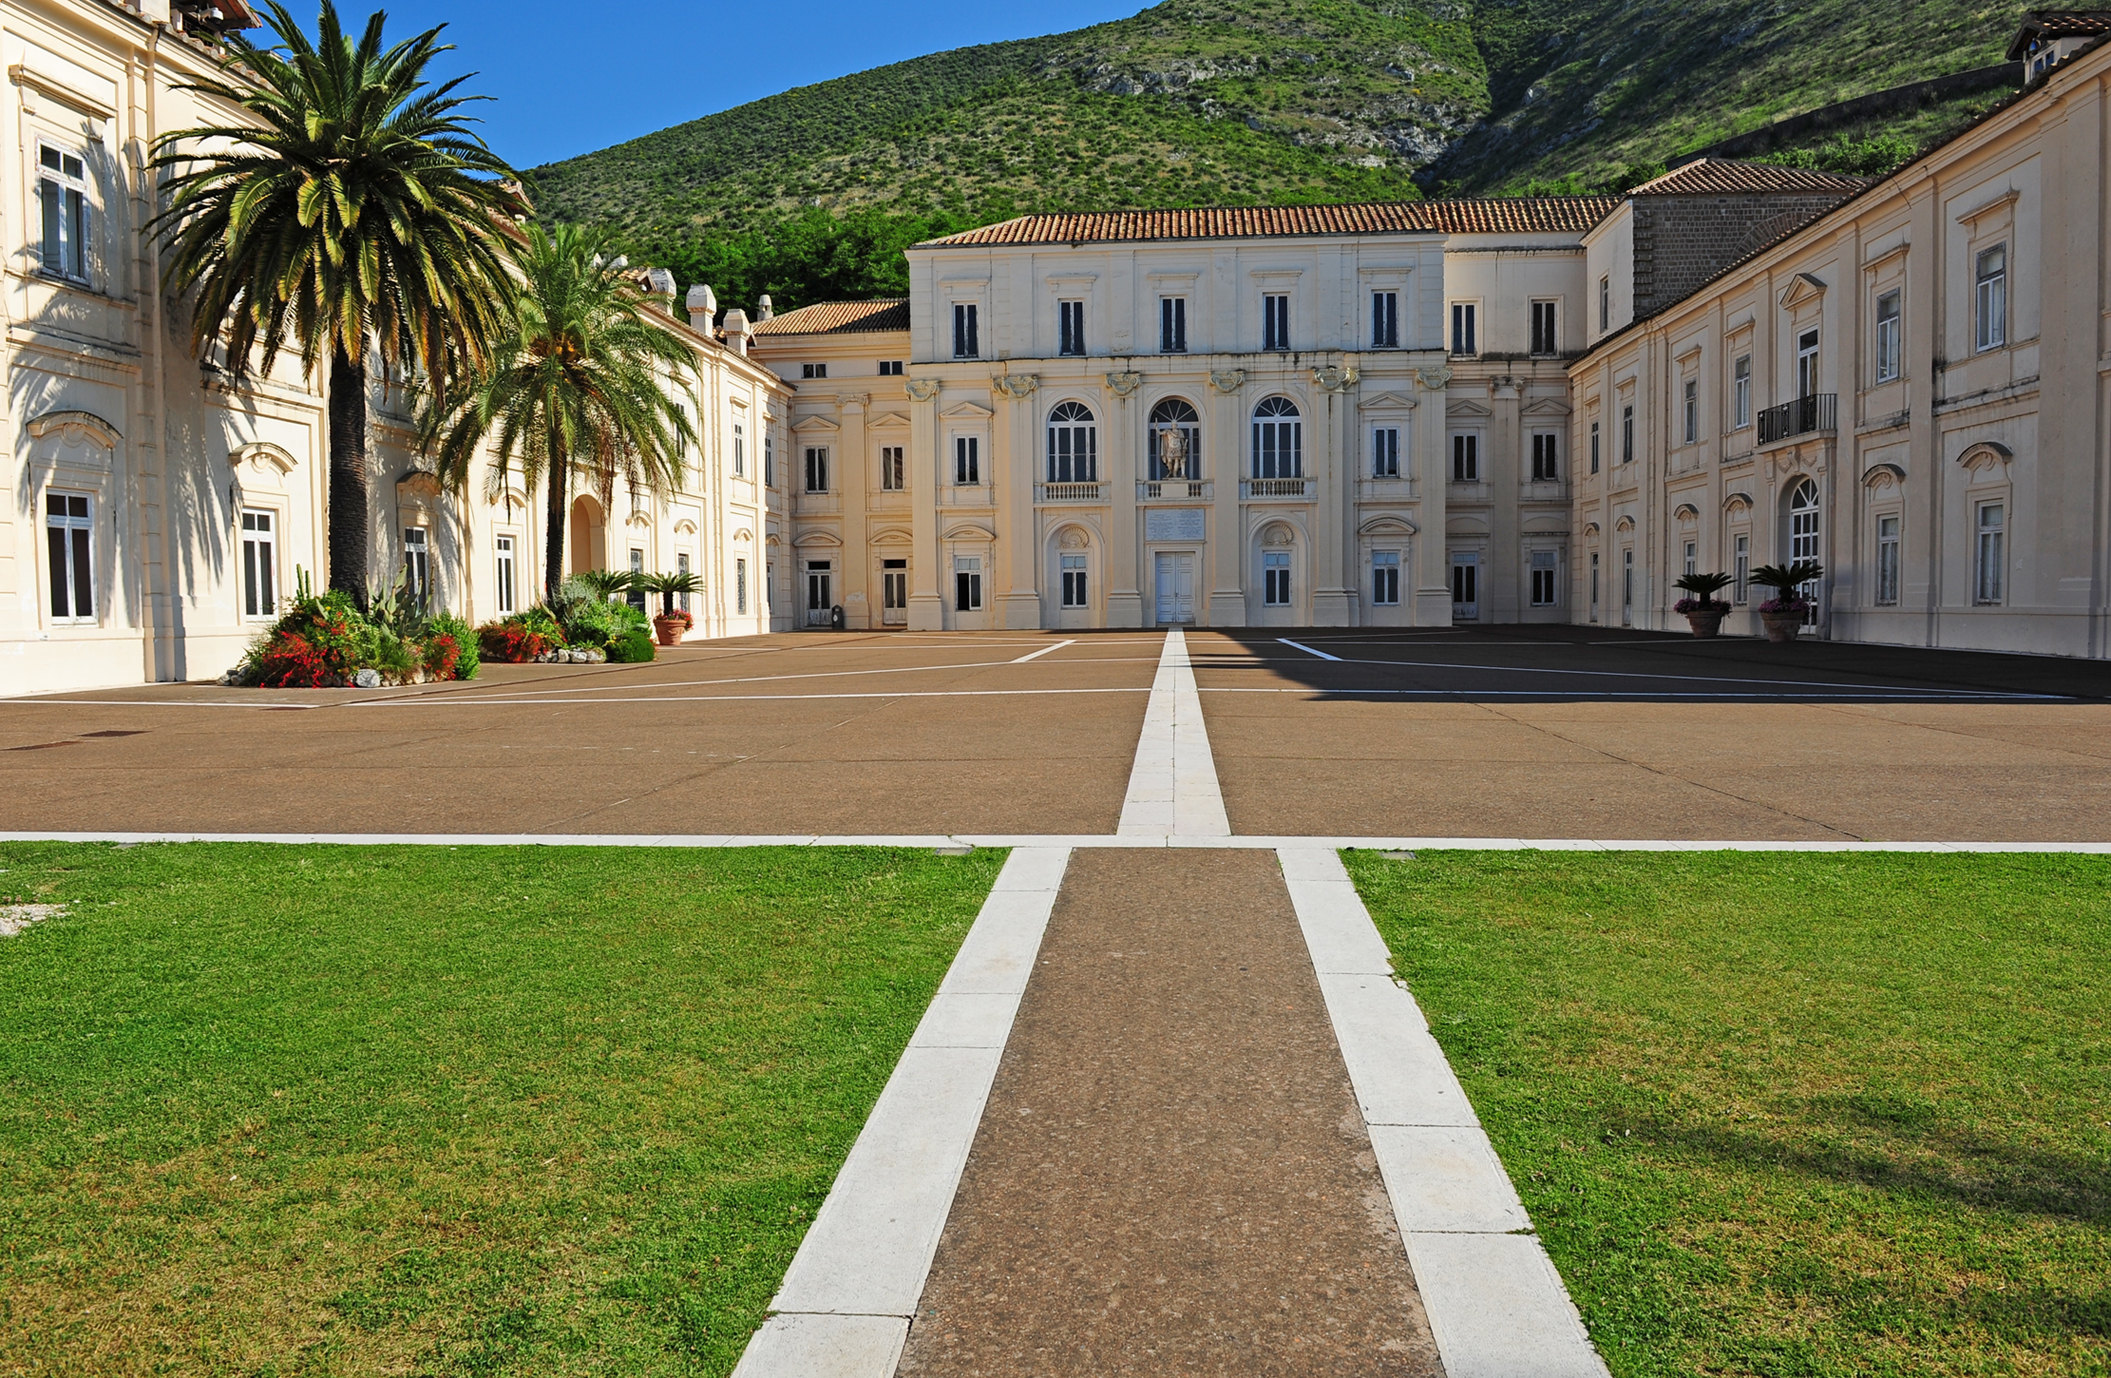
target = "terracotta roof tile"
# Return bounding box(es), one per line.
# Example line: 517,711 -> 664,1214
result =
750,299 -> 910,335
2009,9 -> 2111,59
1628,158 -> 1873,196
915,197 -> 1622,248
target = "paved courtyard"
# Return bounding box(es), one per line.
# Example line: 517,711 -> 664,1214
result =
6,626 -> 2107,842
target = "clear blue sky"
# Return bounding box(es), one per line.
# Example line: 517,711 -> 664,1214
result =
355,0 -> 1155,170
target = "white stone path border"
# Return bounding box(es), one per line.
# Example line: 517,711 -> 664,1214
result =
1116,627 -> 1232,838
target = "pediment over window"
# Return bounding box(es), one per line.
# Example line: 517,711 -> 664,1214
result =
1521,513 -> 1569,535
28,409 -> 121,449
1446,514 -> 1490,537
733,527 -> 754,544
1520,397 -> 1572,417
940,400 -> 994,421
1723,490 -> 1754,514
1446,399 -> 1492,419
870,526 -> 913,546
1358,391 -> 1416,412
869,411 -> 911,431
791,414 -> 840,434
230,441 -> 297,475
492,486 -> 529,513
1862,462 -> 1907,488
1778,272 -> 1826,309
1614,514 -> 1635,532
1673,502 -> 1700,521
1357,514 -> 1418,537
1956,441 -> 2013,475
396,470 -> 443,502
793,529 -> 842,548
944,520 -> 996,542
673,518 -> 699,535
1583,521 -> 1601,538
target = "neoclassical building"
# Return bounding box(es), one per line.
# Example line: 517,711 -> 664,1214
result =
6,0 -> 790,695
750,200 -> 1614,631
1568,14 -> 2111,660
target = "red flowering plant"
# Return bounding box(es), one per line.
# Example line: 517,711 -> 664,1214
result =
245,587 -> 364,686
476,606 -> 567,663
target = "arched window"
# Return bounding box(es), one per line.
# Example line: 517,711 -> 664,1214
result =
1252,396 -> 1302,478
1788,477 -> 1821,624
1046,401 -> 1097,483
1148,398 -> 1200,480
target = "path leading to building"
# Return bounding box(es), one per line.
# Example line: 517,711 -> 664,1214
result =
896,847 -> 1441,1376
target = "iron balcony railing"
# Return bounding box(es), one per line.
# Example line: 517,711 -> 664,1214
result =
1757,393 -> 1837,444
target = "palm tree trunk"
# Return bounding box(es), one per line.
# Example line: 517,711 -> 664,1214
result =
543,455 -> 568,605
327,346 -> 371,609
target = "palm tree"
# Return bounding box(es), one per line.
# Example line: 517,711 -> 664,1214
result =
420,222 -> 698,604
150,1 -> 521,605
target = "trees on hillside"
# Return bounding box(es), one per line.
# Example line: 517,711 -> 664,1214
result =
151,0 -> 521,606
418,223 -> 698,605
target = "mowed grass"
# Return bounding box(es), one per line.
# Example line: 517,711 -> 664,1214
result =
0,842 -> 1004,1376
1345,850 -> 2110,1378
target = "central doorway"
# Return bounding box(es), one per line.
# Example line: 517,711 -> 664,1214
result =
880,558 -> 908,626
1450,552 -> 1479,621
1154,550 -> 1195,624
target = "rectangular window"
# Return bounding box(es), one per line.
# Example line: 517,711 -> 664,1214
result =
1058,299 -> 1086,356
1371,291 -> 1399,349
1796,328 -> 1821,398
880,444 -> 905,492
955,555 -> 983,612
806,560 -> 833,618
764,436 -> 775,487
1262,550 -> 1292,606
1621,405 -> 1634,463
1975,245 -> 2007,352
1590,421 -> 1601,474
952,302 -> 980,359
494,533 -> 517,615
882,559 -> 907,614
1683,540 -> 1697,578
627,547 -> 647,612
804,445 -> 829,493
405,527 -> 430,611
1451,433 -> 1479,483
1530,550 -> 1558,607
733,421 -> 746,477
1598,275 -> 1610,331
1875,513 -> 1900,605
676,552 -> 693,614
878,359 -> 905,376
1160,296 -> 1187,353
1875,290 -> 1902,383
38,145 -> 89,283
953,435 -> 980,486
1061,552 -> 1088,608
1734,533 -> 1751,604
1975,502 -> 2005,603
1623,549 -> 1634,620
801,362 -> 827,380
45,492 -> 94,622
1530,433 -> 1558,482
241,509 -> 277,619
1262,293 -> 1290,351
1372,426 -> 1401,478
736,557 -> 749,615
1590,551 -> 1600,617
1530,299 -> 1558,355
1734,355 -> 1752,428
1683,379 -> 1699,444
1371,550 -> 1400,606
1450,302 -> 1477,356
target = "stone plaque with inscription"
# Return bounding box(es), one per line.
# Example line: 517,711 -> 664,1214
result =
1145,508 -> 1207,542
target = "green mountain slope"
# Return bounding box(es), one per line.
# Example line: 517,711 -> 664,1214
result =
524,0 -> 2018,299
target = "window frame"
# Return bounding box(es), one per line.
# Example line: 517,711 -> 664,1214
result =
954,554 -> 984,612
1060,552 -> 1089,609
879,444 -> 906,492
1450,432 -> 1480,483
1589,420 -> 1601,474
45,490 -> 95,624
1372,425 -> 1401,479
1046,402 -> 1098,483
953,434 -> 981,487
36,141 -> 91,285
1529,549 -> 1558,607
1621,404 -> 1634,463
801,362 -> 827,380
1682,378 -> 1699,444
1598,275 -> 1610,331
1874,289 -> 1902,384
1449,301 -> 1477,357
1974,500 -> 2005,604
1159,296 -> 1188,354
735,557 -> 749,615
1261,292 -> 1291,352
952,301 -> 980,359
1530,432 -> 1558,482
732,420 -> 746,477
803,444 -> 830,494
1974,244 -> 2007,353
1370,549 -> 1401,606
1371,290 -> 1400,349
1261,550 -> 1292,607
1529,299 -> 1558,356
404,526 -> 432,612
1875,512 -> 1901,606
1251,396 -> 1303,479
1057,298 -> 1086,357
494,532 -> 518,616
240,507 -> 279,621
1733,354 -> 1752,429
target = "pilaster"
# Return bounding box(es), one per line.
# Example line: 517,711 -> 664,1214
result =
838,394 -> 871,628
1413,362 -> 1453,625
996,374 -> 1042,628
1107,375 -> 1143,627
906,379 -> 945,629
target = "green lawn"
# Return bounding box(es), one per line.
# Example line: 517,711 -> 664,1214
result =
0,842 -> 1003,1376
1345,850 -> 2110,1378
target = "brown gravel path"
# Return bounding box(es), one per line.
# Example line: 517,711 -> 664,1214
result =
895,848 -> 1441,1377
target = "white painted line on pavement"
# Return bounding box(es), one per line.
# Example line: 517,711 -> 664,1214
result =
1009,639 -> 1077,664
1116,630 -> 1232,838
1278,637 -> 1343,661
1278,845 -> 1611,1378
734,845 -> 1070,1378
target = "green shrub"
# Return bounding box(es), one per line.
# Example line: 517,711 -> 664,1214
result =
423,613 -> 480,680
606,629 -> 657,663
560,594 -> 647,650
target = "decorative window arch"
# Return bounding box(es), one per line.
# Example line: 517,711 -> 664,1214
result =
1047,400 -> 1097,483
1148,398 -> 1200,479
1252,396 -> 1302,479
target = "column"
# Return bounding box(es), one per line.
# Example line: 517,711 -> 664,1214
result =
907,380 -> 945,630
837,395 -> 870,628
999,378 -> 1042,629
1206,368 -> 1244,627
1412,362 -> 1453,626
1107,379 -> 1143,628
1488,376 -> 1522,623
1310,364 -> 1354,626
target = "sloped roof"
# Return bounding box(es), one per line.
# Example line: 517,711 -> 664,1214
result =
751,299 -> 910,335
915,197 -> 1621,248
1629,158 -> 1874,196
2008,8 -> 2111,58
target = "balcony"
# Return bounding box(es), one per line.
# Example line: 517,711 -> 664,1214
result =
1036,481 -> 1107,504
1757,393 -> 1837,445
1139,479 -> 1213,502
1241,477 -> 1314,501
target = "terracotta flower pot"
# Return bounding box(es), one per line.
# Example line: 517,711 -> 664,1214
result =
1760,612 -> 1804,643
652,615 -> 685,647
1684,609 -> 1727,638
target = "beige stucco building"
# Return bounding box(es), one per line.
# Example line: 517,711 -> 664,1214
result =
1569,18 -> 2111,659
4,0 -> 791,695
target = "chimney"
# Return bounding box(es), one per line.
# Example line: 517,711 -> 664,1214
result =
757,293 -> 775,322
722,307 -> 752,356
686,284 -> 717,332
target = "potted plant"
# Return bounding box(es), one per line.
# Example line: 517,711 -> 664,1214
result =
639,571 -> 704,645
1672,572 -> 1735,638
1749,560 -> 1824,642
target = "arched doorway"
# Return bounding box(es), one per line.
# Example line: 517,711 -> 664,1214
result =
568,495 -> 607,575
